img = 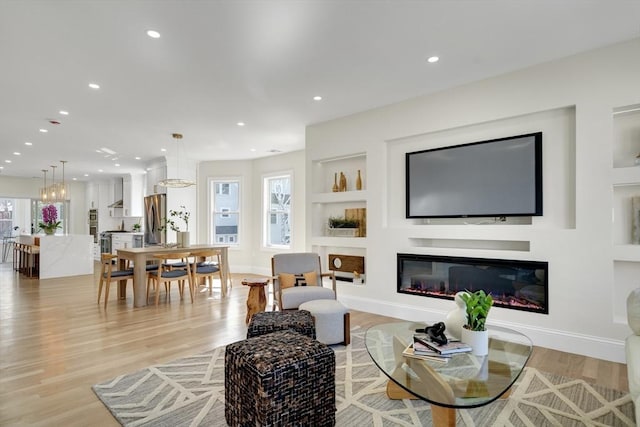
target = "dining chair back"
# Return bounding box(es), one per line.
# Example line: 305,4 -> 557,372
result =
98,253 -> 134,308
190,249 -> 224,296
147,252 -> 193,305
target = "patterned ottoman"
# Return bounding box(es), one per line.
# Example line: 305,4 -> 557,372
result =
246,309 -> 316,339
225,330 -> 336,427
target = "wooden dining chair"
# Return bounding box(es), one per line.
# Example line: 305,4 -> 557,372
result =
98,253 -> 134,308
190,249 -> 223,296
146,252 -> 193,306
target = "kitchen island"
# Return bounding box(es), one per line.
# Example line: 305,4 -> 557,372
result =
17,234 -> 94,279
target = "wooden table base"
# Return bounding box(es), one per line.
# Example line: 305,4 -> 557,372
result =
386,379 -> 512,427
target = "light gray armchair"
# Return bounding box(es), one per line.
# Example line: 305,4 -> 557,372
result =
271,252 -> 336,310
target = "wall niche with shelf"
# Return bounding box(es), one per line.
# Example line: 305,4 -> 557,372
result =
612,104 -> 640,256
312,153 -> 366,194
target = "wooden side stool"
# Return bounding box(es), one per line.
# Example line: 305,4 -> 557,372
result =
242,277 -> 269,324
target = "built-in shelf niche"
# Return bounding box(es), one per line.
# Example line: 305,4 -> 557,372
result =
409,238 -> 530,252
312,153 -> 366,194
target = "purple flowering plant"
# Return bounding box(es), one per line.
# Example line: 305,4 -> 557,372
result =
39,204 -> 61,233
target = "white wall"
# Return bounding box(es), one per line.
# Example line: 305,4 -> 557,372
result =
306,38 -> 640,362
197,150 -> 306,274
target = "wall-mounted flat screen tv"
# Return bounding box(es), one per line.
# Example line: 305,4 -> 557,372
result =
406,132 -> 543,218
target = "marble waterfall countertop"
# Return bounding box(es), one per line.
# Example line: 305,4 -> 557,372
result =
17,234 -> 94,279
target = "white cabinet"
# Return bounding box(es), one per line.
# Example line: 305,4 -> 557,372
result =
122,173 -> 144,217
111,234 -> 133,255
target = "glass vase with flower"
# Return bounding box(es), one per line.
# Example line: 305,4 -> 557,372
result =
160,205 -> 191,247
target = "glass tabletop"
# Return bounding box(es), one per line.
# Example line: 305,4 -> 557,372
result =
365,321 -> 532,409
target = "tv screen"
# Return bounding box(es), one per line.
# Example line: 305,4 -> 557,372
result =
406,132 -> 542,218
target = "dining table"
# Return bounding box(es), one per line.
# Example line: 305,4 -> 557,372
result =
116,244 -> 230,307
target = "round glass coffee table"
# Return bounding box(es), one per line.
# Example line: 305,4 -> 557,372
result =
365,321 -> 532,426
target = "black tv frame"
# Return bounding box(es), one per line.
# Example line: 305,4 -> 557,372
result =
405,132 -> 543,219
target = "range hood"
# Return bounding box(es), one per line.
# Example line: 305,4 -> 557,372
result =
109,177 -> 124,208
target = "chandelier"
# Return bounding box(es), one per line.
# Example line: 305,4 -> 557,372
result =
157,133 -> 195,188
40,160 -> 69,203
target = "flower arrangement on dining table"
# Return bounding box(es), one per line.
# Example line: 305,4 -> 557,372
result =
161,205 -> 190,232
39,204 -> 61,235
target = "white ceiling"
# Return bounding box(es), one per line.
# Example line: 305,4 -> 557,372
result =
1,0 -> 639,182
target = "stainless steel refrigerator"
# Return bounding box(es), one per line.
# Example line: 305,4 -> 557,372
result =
144,194 -> 166,246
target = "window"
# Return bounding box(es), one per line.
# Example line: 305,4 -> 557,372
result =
264,173 -> 291,248
210,179 -> 240,245
216,183 -> 230,195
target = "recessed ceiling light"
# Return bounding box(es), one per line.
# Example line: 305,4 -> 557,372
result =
114,163 -> 120,167
84,174 -> 89,177
24,142 -> 32,146
98,169 -> 103,172
161,148 -> 167,152
59,110 -> 69,115
147,30 -> 161,38
250,148 -> 256,152
313,95 -> 322,101
89,83 -> 100,89
39,129 -> 48,133
135,156 -> 141,160
0,166 -> 4,170
5,160 -> 11,163
427,56 -> 439,63
237,122 -> 245,126
13,152 -> 20,155
72,177 -> 77,181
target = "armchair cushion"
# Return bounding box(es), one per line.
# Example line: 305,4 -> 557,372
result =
279,271 -> 317,289
281,286 -> 335,310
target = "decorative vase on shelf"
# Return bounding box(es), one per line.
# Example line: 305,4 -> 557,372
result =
339,172 -> 347,192
356,169 -> 362,190
632,196 -> 640,245
332,173 -> 339,192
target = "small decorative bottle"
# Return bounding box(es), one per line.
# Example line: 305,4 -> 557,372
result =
339,172 -> 347,192
332,173 -> 339,192
356,170 -> 362,190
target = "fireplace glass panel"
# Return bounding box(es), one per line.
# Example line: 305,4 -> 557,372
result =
397,253 -> 548,314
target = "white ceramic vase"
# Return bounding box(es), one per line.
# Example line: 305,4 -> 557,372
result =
444,291 -> 469,339
462,328 -> 489,356
177,231 -> 190,248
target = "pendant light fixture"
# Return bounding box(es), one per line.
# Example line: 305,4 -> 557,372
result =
40,169 -> 49,203
157,133 -> 195,188
57,160 -> 68,201
39,161 -> 70,203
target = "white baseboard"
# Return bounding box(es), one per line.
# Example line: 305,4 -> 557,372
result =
338,295 -> 627,364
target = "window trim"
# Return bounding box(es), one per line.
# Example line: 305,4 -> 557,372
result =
262,171 -> 292,249
209,177 -> 241,246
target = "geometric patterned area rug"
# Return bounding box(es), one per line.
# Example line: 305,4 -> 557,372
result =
93,328 -> 635,427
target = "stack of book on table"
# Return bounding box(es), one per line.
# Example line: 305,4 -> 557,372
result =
403,333 -> 472,363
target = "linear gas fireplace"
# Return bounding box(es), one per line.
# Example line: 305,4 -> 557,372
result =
397,253 -> 548,314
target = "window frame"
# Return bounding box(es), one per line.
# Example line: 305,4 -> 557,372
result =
262,171 -> 292,249
209,177 -> 241,246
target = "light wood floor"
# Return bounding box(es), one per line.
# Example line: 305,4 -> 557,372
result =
0,261 -> 629,426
